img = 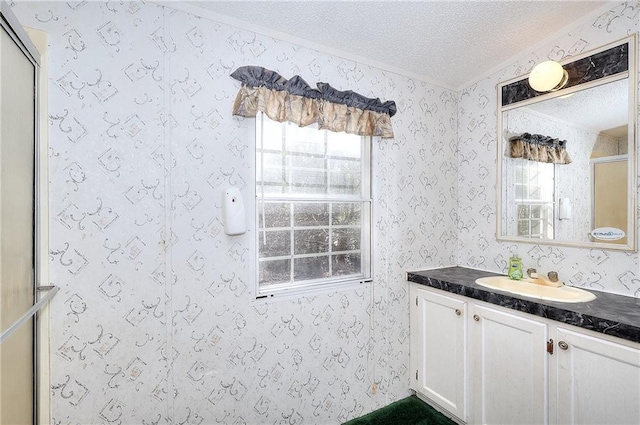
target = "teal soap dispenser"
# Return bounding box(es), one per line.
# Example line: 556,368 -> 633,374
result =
508,254 -> 523,280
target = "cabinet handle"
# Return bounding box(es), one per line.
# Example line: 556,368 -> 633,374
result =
558,341 -> 569,350
455,309 -> 462,316
547,338 -> 554,355
473,314 -> 480,322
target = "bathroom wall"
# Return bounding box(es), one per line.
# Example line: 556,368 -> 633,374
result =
458,1 -> 640,297
11,1 -> 458,423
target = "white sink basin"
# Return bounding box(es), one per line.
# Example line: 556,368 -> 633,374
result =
475,276 -> 596,303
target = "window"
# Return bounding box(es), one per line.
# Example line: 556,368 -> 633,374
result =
515,160 -> 555,239
256,113 -> 371,297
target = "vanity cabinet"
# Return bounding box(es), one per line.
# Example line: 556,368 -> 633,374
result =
554,327 -> 640,425
410,283 -> 640,425
410,286 -> 468,421
469,304 -> 548,425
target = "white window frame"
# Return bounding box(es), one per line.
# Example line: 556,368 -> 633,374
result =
255,113 -> 372,300
514,160 -> 555,239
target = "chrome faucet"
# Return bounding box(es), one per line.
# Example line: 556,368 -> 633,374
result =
527,268 -> 563,287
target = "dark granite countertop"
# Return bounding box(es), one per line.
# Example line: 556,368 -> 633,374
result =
407,266 -> 640,344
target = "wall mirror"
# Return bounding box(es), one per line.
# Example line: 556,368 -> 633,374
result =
496,35 -> 637,251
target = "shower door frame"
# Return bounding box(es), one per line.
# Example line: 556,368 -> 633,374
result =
0,2 -> 44,424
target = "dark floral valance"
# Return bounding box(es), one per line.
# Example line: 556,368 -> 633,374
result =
508,132 -> 572,164
230,66 -> 397,138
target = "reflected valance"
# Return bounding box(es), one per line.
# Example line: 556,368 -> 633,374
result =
230,66 -> 397,138
508,132 -> 572,164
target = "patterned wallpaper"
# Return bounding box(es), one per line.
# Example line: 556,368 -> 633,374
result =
458,1 -> 640,297
11,1 -> 458,424
10,1 -> 640,423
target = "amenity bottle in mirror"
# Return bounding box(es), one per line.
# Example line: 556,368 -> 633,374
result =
496,35 -> 637,251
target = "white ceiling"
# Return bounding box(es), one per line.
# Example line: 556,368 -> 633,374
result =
524,79 -> 629,137
187,1 -> 610,89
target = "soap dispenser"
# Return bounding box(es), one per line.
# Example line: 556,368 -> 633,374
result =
508,254 -> 523,280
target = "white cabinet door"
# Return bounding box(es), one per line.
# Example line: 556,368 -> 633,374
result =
471,304 -> 549,425
410,285 -> 467,421
555,327 -> 640,425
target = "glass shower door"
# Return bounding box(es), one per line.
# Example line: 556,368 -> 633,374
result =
0,15 -> 37,425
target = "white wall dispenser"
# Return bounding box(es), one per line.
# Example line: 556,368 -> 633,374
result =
222,187 -> 246,235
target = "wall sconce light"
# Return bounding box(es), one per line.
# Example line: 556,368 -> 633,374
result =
528,60 -> 569,92
559,197 -> 572,220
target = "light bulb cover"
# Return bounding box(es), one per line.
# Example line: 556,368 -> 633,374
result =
528,60 -> 569,92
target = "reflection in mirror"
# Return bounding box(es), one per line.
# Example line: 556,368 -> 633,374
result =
497,36 -> 636,250
502,79 -> 628,243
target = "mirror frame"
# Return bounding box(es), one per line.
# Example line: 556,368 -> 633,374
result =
496,35 -> 638,251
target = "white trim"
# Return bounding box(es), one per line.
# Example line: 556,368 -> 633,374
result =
252,278 -> 371,305
153,1 -> 456,90
254,114 -> 373,299
161,6 -> 175,422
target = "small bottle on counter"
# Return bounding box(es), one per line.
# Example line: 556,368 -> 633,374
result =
508,254 -> 523,280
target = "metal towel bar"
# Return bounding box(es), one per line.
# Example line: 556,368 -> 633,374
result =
0,285 -> 59,344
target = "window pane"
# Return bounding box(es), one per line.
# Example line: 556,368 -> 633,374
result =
289,184 -> 326,195
259,202 -> 290,228
327,131 -> 361,158
332,203 -> 361,226
259,230 -> 291,257
289,153 -> 325,170
294,203 -> 329,226
531,220 -> 541,236
329,167 -> 361,194
262,152 -> 282,168
260,259 -> 291,285
290,169 -> 326,189
515,168 -> 523,183
261,118 -> 284,150
332,228 -> 361,252
285,124 -> 325,155
260,152 -> 284,189
517,205 -> 530,219
517,220 -> 529,236
529,185 -> 541,200
294,256 -> 329,281
294,229 -> 329,255
329,158 -> 360,172
332,253 -> 361,276
515,184 -> 524,200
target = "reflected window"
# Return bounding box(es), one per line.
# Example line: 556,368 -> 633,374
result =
515,160 -> 555,239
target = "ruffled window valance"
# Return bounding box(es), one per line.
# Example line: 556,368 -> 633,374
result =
230,66 -> 397,138
508,132 -> 572,164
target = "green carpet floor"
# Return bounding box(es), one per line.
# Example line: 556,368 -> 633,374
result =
342,395 -> 456,425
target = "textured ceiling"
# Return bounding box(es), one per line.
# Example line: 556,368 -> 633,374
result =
524,79 -> 628,136
187,1 -> 610,89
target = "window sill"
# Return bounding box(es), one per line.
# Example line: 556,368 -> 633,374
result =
252,278 -> 372,305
